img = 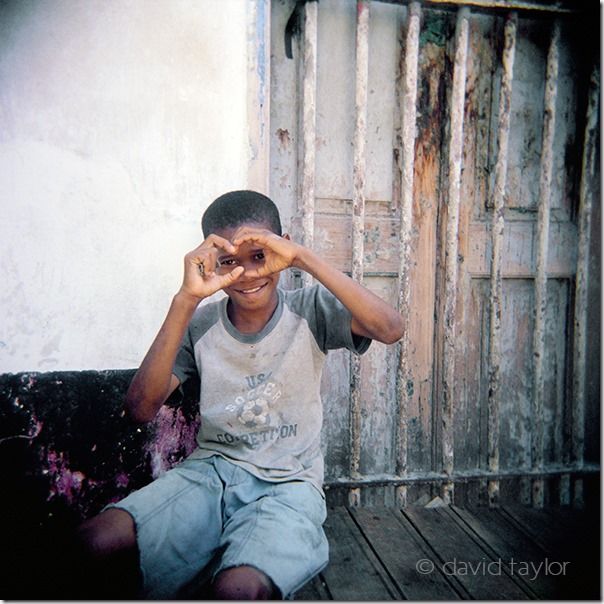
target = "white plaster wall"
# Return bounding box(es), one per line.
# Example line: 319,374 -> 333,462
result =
0,0 -> 251,372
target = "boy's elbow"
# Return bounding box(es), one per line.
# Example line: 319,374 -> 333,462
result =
381,314 -> 405,345
126,405 -> 155,424
124,391 -> 157,424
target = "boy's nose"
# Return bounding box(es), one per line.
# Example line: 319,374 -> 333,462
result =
240,259 -> 257,274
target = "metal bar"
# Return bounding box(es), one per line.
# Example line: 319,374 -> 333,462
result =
487,13 -> 517,509
300,0 -> 318,287
246,0 -> 271,194
572,65 -> 600,508
441,6 -> 470,505
348,0 -> 370,507
324,463 -> 601,490
351,1 -> 369,288
532,20 -> 560,509
395,1 -> 421,509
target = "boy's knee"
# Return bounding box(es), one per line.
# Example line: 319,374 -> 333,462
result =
213,566 -> 278,600
77,507 -> 137,558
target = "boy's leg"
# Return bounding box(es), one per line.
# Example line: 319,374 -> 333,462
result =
213,565 -> 277,600
107,457 -> 225,598
216,466 -> 329,600
77,508 -> 141,598
77,507 -> 137,556
46,508 -> 140,599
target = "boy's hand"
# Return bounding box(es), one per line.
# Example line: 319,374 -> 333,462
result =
231,227 -> 301,278
178,235 -> 245,300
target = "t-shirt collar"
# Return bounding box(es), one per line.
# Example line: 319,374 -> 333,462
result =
219,287 -> 284,344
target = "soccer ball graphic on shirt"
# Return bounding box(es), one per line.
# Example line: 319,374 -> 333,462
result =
238,398 -> 271,428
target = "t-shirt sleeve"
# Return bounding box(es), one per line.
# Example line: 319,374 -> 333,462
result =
309,284 -> 372,354
172,326 -> 199,386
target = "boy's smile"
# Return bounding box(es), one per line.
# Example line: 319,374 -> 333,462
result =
233,282 -> 269,296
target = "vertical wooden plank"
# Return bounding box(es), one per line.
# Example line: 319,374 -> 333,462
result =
270,0 -> 301,242
405,9 -> 446,492
543,280 -> 570,469
571,65 -> 600,508
454,14 -> 498,488
395,1 -> 421,508
532,20 -> 560,508
499,281 -> 535,489
300,0 -> 318,287
441,6 -> 470,505
487,12 -> 517,508
348,0 -> 370,506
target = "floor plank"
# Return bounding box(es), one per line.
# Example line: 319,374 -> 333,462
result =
315,507 -> 400,601
294,504 -> 599,601
350,506 -> 463,600
450,506 -> 564,599
293,574 -> 331,600
500,505 -> 600,600
402,507 -> 531,600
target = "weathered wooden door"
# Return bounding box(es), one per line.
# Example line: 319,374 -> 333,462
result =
269,0 -> 599,507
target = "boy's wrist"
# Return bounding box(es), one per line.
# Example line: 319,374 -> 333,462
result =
173,289 -> 204,309
292,245 -> 320,277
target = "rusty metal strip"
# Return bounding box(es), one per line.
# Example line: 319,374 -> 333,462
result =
324,463 -> 600,489
395,1 -> 421,509
425,0 -> 575,11
300,0 -> 318,287
571,65 -> 600,508
441,6 -> 470,505
348,0 -> 370,507
374,0 -> 577,14
531,20 -> 560,509
487,12 -> 517,508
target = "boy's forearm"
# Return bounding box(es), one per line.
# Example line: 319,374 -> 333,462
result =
294,247 -> 404,345
125,291 -> 200,422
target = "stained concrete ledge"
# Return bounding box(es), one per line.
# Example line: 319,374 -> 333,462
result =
0,369 -> 200,598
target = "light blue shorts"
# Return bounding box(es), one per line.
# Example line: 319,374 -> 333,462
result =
106,455 -> 329,599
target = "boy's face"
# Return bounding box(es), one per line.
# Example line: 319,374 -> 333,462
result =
213,222 -> 281,313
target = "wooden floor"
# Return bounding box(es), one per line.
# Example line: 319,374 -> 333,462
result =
294,505 -> 600,600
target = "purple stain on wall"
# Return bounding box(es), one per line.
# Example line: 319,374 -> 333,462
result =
45,449 -> 86,505
1,369 -> 201,523
0,367 -> 202,598
146,404 -> 200,479
115,471 -> 130,489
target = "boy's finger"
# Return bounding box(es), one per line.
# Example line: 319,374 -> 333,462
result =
188,248 -> 218,278
232,230 -> 273,247
219,265 -> 245,285
203,234 -> 238,254
240,267 -> 269,279
204,248 -> 218,277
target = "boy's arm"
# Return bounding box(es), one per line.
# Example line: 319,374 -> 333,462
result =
232,228 -> 404,345
295,248 -> 404,345
125,292 -> 199,423
125,236 -> 244,423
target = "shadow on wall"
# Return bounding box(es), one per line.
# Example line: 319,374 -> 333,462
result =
0,370 -> 200,598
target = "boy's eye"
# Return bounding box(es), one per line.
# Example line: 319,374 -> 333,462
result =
254,251 -> 265,261
220,258 -> 237,266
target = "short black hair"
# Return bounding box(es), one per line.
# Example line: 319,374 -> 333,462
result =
201,190 -> 282,237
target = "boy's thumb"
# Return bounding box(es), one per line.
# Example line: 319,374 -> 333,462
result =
224,266 -> 245,283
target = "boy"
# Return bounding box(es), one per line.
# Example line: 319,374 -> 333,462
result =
77,190 -> 404,599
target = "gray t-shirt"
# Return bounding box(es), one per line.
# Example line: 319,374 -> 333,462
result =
172,284 -> 371,491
